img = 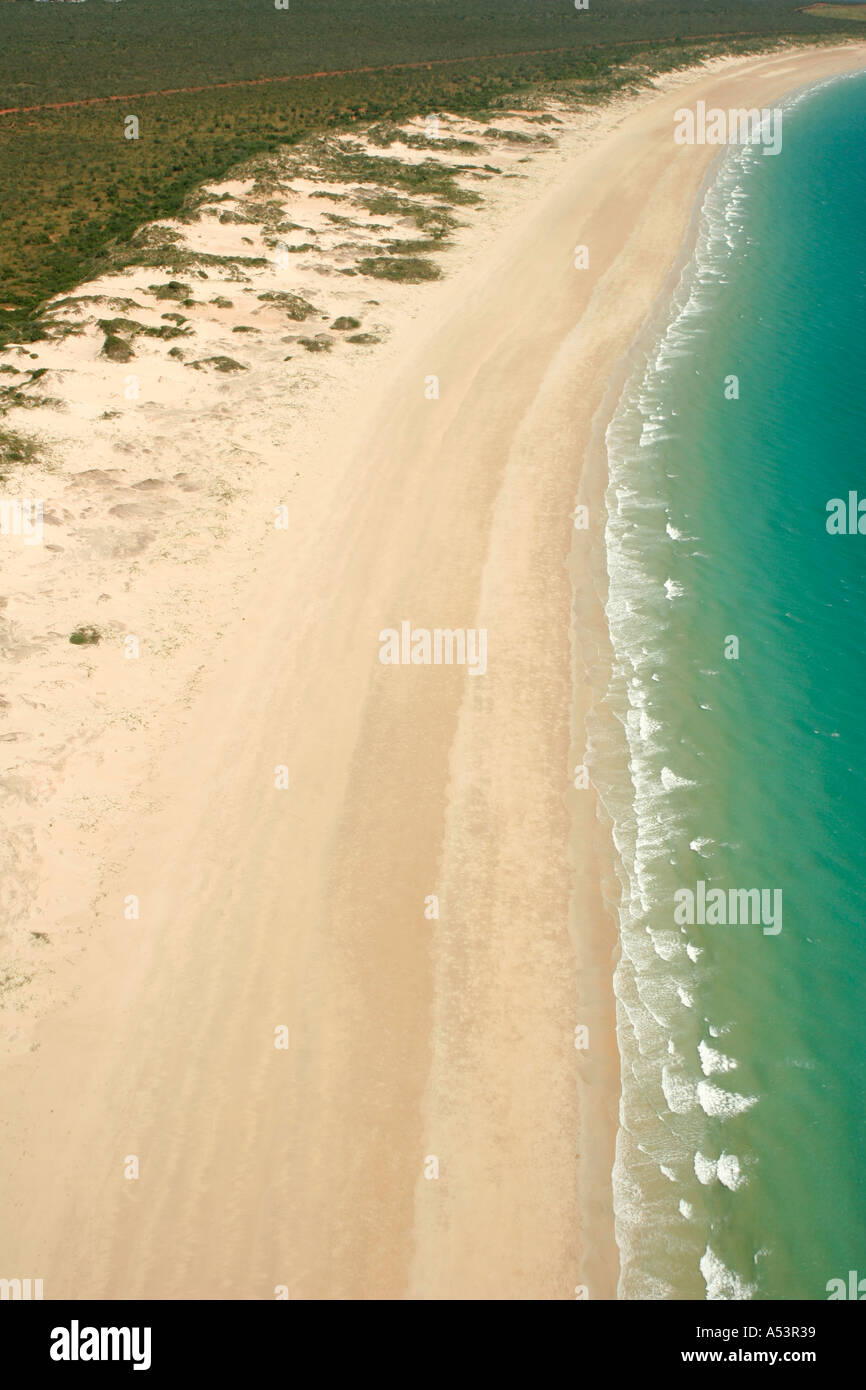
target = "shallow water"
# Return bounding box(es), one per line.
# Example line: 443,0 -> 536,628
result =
593,70 -> 866,1301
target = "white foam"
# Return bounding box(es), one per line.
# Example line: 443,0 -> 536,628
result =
694,1150 -> 748,1191
700,1245 -> 756,1300
661,765 -> 697,790
600,123 -> 785,1300
662,1066 -> 696,1114
698,1040 -> 738,1075
639,710 -> 661,741
694,1151 -> 717,1186
697,1080 -> 758,1118
717,1153 -> 747,1191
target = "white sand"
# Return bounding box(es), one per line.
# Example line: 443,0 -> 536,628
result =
0,43 -> 864,1299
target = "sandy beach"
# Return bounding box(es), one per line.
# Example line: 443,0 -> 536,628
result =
1,41 -> 864,1301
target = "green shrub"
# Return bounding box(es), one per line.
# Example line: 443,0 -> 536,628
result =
69,626 -> 101,646
187,355 -> 247,371
356,256 -> 441,283
148,281 -> 192,301
257,290 -> 318,321
101,333 -> 135,362
0,426 -> 41,473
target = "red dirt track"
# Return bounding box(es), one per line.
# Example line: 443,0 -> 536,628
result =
0,35 -> 771,118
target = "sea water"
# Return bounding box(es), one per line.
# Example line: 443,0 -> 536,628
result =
595,70 -> 866,1300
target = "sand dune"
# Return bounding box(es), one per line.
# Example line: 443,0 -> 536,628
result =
1,44 -> 864,1300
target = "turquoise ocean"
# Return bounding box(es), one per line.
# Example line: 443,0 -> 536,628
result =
593,71 -> 866,1300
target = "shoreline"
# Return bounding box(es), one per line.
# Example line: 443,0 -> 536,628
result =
574,51 -> 866,1299
593,62 -> 866,1299
1,42 -> 865,1300
575,118 -> 732,1307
